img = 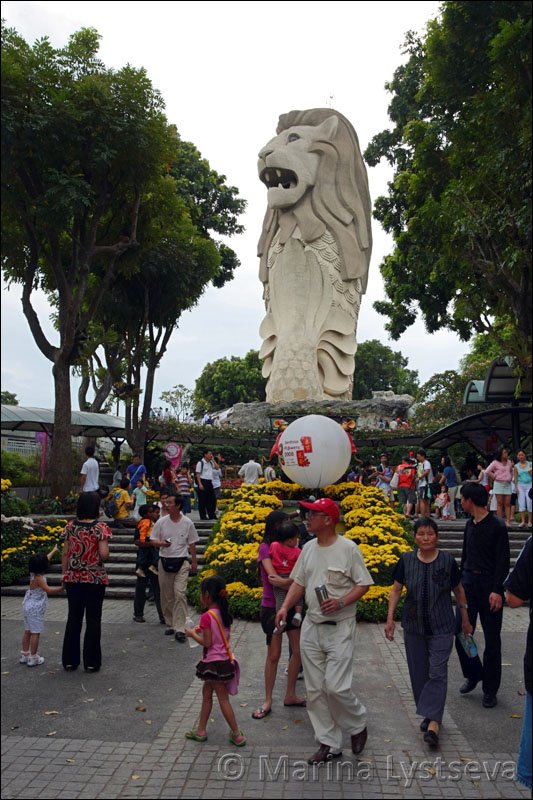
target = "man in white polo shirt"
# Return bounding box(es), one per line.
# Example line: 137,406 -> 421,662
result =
276,498 -> 373,765
150,494 -> 198,641
80,446 -> 100,493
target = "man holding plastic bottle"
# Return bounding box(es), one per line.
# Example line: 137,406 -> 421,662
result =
455,482 -> 510,709
275,498 -> 372,766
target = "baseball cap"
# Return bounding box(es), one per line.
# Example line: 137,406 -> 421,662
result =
298,498 -> 340,523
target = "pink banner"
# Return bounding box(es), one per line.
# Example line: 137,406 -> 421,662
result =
35,432 -> 48,481
164,442 -> 183,470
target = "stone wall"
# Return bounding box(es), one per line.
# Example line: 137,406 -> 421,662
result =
223,392 -> 415,432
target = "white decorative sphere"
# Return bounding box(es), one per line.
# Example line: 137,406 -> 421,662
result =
278,415 -> 351,488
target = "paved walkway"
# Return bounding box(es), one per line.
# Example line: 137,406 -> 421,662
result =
1,597 -> 530,799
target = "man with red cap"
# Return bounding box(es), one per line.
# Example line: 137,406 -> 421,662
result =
275,497 -> 373,765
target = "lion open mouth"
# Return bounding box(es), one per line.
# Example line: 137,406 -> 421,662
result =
260,168 -> 298,190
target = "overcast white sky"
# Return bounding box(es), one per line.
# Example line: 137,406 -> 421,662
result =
1,0 -> 470,411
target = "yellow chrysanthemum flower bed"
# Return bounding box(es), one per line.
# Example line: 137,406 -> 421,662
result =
188,480 -> 411,622
1,517 -> 67,585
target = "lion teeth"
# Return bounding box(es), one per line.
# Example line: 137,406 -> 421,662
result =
276,169 -> 282,178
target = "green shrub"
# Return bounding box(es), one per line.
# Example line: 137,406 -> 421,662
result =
1,493 -> 31,517
1,451 -> 41,486
210,558 -> 260,588
61,492 -> 80,513
357,593 -> 405,623
186,575 -> 201,608
1,562 -> 24,586
227,592 -> 261,621
28,496 -> 63,515
186,574 -> 261,621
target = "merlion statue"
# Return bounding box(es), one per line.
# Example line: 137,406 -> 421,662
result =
257,109 -> 372,402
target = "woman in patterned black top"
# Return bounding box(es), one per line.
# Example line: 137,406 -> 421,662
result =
385,518 -> 472,747
61,492 -> 112,672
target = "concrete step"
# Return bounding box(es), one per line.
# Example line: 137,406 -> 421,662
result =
109,533 -> 211,543
109,542 -> 208,554
107,519 -> 216,532
2,585 -> 136,600
435,540 -> 526,552
98,551 -> 207,564
437,529 -> 530,538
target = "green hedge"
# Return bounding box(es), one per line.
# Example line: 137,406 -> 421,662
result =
186,575 -> 261,621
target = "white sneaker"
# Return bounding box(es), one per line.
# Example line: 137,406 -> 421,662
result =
19,652 -> 30,664
292,612 -> 302,627
27,655 -> 45,667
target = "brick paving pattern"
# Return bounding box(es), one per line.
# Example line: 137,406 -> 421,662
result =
1,597 -> 530,799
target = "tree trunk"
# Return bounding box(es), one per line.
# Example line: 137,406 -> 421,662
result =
127,428 -> 145,460
49,359 -> 74,500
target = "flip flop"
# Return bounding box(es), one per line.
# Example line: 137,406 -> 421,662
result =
229,730 -> 246,747
185,729 -> 208,742
252,706 -> 271,719
283,700 -> 307,707
423,730 -> 439,747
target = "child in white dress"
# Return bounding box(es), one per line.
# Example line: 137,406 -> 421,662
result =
435,486 -> 451,520
21,546 -> 64,667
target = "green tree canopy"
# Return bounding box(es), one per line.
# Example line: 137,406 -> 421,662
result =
74,129 -> 246,450
1,24 -> 177,496
194,351 -> 267,413
365,1 -> 532,374
352,340 -> 419,400
1,391 -> 19,405
172,139 -> 245,288
413,332 -> 506,429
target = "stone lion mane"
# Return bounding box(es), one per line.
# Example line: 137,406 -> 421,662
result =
257,108 -> 372,291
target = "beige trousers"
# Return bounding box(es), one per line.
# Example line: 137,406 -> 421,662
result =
158,560 -> 190,632
300,616 -> 367,751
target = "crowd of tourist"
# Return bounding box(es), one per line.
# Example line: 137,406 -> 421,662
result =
345,447 -> 532,527
16,440 -> 532,790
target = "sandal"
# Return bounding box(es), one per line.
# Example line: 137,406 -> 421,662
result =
252,706 -> 271,720
229,730 -> 246,747
185,729 -> 208,742
423,729 -> 439,747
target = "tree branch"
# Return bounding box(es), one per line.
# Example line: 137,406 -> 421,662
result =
21,279 -> 57,363
80,190 -> 142,329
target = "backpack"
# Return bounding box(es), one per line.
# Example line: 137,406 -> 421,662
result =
103,493 -> 119,518
194,459 -> 205,486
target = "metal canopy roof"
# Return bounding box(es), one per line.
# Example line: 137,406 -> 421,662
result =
463,359 -> 532,405
462,380 -> 486,405
483,359 -> 532,403
1,405 -> 127,438
421,407 -> 532,456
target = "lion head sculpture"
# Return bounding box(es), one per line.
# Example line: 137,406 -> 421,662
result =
257,108 -> 372,291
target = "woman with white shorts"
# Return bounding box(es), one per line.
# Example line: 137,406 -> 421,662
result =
486,448 -> 514,525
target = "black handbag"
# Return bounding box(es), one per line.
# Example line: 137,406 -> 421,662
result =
160,557 -> 186,573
